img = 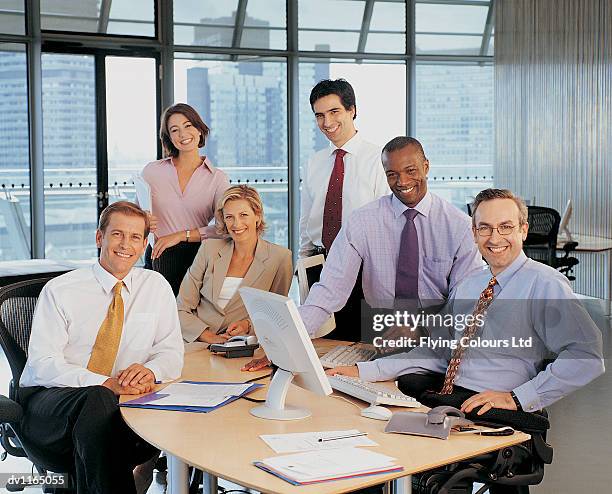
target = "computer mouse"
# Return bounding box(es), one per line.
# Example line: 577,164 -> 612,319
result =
360,405 -> 392,421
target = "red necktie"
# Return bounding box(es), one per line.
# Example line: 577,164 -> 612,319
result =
321,149 -> 347,252
440,276 -> 498,394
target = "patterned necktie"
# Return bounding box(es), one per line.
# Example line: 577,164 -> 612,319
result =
87,281 -> 125,376
395,209 -> 420,302
321,148 -> 347,252
440,276 -> 498,394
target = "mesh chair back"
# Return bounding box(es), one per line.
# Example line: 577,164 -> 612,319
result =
523,207 -> 560,266
0,277 -> 53,389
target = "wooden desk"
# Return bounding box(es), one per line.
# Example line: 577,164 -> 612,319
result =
122,341 -> 529,494
558,234 -> 612,314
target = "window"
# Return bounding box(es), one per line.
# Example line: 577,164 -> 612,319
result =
299,0 -> 406,54
174,0 -> 287,49
41,0 -> 155,37
42,53 -> 97,260
0,0 -> 25,35
416,63 -> 494,209
0,43 -> 30,260
106,56 -> 157,205
415,1 -> 493,56
175,56 -> 288,247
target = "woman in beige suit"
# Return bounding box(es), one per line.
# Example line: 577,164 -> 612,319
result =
177,185 -> 293,343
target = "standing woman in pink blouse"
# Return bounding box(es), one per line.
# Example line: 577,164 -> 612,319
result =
140,103 -> 230,295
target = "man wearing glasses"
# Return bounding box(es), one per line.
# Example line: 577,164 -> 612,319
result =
327,188 -> 604,416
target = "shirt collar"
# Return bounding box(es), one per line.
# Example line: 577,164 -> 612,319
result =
167,156 -> 214,173
93,261 -> 133,294
490,251 -> 529,289
326,131 -> 362,157
390,191 -> 433,219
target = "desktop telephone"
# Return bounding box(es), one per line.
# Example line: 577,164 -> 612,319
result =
209,335 -> 259,358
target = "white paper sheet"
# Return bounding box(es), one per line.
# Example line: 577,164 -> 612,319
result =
260,430 -> 378,453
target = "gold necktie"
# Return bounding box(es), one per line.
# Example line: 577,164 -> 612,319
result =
87,281 -> 124,376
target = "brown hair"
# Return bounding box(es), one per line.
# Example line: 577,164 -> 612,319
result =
214,185 -> 266,236
98,201 -> 150,238
471,189 -> 528,226
160,103 -> 210,158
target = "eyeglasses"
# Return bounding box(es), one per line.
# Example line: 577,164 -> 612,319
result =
475,224 -> 519,237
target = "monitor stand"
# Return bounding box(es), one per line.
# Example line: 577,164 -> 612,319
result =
559,226 -> 573,242
250,368 -> 311,420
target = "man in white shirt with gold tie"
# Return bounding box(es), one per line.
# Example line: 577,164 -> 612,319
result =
19,201 -> 184,494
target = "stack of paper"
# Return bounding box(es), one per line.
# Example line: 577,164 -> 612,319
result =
254,447 -> 402,486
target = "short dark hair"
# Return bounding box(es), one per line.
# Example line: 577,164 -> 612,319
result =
160,103 -> 210,158
309,79 -> 357,119
98,201 -> 150,238
471,189 -> 528,227
382,136 -> 427,160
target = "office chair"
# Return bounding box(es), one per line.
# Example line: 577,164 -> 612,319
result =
523,206 -> 579,281
399,374 -> 553,494
0,277 -> 76,492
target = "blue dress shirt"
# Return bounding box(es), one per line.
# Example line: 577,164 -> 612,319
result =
358,252 -> 605,411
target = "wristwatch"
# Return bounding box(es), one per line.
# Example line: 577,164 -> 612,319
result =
510,391 -> 522,411
185,229 -> 190,242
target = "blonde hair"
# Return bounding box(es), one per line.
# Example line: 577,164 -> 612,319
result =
215,185 -> 266,236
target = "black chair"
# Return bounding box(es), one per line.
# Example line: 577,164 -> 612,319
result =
398,374 -> 553,494
0,277 -> 75,492
524,206 -> 579,280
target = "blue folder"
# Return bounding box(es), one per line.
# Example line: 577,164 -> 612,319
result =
119,380 -> 263,413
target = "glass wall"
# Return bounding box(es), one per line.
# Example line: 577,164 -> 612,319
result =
0,43 -> 29,260
175,56 -> 289,247
0,0 -> 495,260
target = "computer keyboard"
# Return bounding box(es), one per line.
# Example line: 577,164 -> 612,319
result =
327,374 -> 421,408
320,345 -> 377,368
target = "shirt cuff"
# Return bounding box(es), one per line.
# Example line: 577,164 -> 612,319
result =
512,381 -> 542,412
357,361 -> 382,382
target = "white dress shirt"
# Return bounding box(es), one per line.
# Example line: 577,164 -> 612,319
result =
20,262 -> 184,389
299,132 -> 390,258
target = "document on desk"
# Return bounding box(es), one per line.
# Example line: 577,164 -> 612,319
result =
120,381 -> 262,413
254,447 -> 402,485
151,382 -> 253,408
260,430 -> 378,453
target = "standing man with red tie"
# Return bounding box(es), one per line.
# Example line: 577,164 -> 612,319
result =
299,79 -> 389,340
19,202 -> 184,494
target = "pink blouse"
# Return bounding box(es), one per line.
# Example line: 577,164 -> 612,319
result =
140,157 -> 230,239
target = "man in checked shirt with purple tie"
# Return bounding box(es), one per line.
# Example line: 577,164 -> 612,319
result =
298,136 -> 483,341
326,188 -> 604,415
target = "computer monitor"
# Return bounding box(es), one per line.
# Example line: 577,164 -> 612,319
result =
296,254 -> 336,338
559,199 -> 573,241
239,287 -> 332,420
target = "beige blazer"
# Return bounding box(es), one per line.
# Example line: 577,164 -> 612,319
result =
177,238 -> 293,342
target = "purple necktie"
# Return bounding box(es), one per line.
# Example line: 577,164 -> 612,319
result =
395,209 -> 419,302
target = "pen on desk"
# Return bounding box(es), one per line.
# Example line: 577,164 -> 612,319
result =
318,432 -> 368,442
